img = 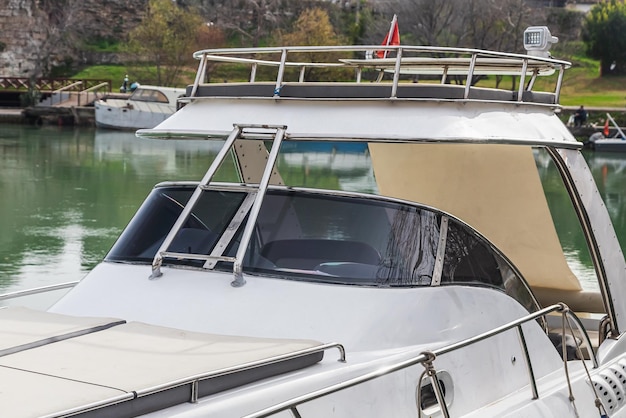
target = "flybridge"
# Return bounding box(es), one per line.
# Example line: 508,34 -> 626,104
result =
182,44 -> 571,105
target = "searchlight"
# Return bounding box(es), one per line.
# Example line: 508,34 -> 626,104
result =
523,26 -> 558,58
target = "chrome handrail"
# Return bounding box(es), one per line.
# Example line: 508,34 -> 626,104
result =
0,281 -> 79,301
244,303 -> 596,418
188,45 -> 571,108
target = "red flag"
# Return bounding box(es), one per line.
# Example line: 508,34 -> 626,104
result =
604,118 -> 610,137
376,15 -> 400,59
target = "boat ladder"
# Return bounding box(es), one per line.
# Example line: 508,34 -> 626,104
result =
149,124 -> 287,287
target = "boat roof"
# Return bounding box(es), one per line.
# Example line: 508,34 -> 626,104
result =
138,45 -> 576,147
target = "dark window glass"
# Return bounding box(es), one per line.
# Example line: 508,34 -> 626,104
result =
105,186 -> 537,311
106,187 -> 246,262
440,222 -> 504,288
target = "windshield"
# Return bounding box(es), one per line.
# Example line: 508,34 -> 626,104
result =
106,184 -> 537,310
130,88 -> 170,103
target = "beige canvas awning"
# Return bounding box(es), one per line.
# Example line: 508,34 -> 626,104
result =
369,143 -> 582,292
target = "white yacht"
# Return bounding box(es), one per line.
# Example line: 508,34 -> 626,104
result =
94,85 -> 186,130
3,27 -> 626,417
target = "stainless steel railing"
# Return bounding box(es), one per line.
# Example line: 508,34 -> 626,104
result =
189,45 -> 571,105
0,281 -> 78,301
244,303 -> 596,418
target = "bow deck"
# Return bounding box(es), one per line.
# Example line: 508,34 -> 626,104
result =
0,307 -> 327,418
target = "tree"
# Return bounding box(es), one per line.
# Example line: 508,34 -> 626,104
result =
181,0 -> 352,47
460,0 -> 535,53
279,8 -> 348,81
583,0 -> 626,76
126,0 -> 208,86
368,0 -> 539,51
281,8 -> 346,47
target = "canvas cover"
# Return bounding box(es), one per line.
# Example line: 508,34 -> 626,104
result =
369,142 -> 582,292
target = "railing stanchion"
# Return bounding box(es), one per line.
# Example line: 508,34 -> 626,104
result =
464,53 -> 477,99
516,324 -> 539,399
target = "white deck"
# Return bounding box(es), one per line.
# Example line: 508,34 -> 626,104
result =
0,307 -> 325,417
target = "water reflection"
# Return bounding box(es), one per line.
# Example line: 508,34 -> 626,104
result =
586,151 -> 626,232
0,125 -> 376,294
1,126 -> 625,297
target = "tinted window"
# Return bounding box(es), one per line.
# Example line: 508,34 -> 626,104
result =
105,185 -> 537,310
106,187 -> 246,262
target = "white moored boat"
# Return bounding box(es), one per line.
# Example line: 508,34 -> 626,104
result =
94,85 -> 186,130
3,27 -> 626,417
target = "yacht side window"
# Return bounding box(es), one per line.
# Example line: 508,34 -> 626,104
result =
439,221 -> 537,312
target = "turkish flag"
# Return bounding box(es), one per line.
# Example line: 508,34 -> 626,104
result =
376,15 -> 400,59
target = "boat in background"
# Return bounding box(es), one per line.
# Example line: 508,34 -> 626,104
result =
94,85 -> 186,130
585,112 -> 626,152
3,26 -> 626,417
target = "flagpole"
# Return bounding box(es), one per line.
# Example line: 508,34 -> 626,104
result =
383,14 -> 398,59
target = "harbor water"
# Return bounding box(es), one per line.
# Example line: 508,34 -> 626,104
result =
0,124 -> 624,303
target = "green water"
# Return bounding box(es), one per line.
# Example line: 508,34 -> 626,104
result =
0,125 -> 374,293
0,124 -> 624,295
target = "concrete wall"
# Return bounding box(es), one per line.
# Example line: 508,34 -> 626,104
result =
0,0 -> 147,77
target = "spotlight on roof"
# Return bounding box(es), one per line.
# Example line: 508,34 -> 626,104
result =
523,26 -> 558,58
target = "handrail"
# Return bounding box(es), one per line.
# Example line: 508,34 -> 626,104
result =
187,45 -> 570,109
82,81 -> 110,93
192,45 -> 571,66
244,303 -> 596,418
75,82 -> 111,106
53,80 -> 82,94
47,81 -> 83,106
0,281 -> 79,301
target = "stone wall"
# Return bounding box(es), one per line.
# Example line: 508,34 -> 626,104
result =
0,0 -> 147,77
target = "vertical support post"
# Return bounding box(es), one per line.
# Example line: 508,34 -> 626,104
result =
430,216 -> 449,286
441,66 -> 449,84
554,65 -> 565,104
526,69 -> 538,92
190,53 -> 207,97
518,59 -> 528,102
299,66 -> 306,82
391,47 -> 403,98
464,54 -> 477,99
190,380 -> 199,403
274,49 -> 288,97
250,63 -> 258,82
231,126 -> 287,287
516,324 -> 539,399
149,126 -> 243,279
